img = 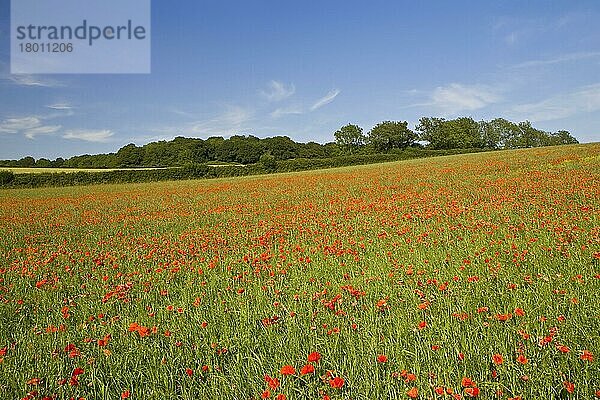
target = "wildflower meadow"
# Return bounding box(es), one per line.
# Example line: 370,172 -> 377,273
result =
0,144 -> 598,399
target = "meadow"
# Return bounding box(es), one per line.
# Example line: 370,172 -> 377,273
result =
0,144 -> 598,400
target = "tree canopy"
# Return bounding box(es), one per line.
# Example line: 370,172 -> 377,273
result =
334,124 -> 366,154
368,121 -> 418,152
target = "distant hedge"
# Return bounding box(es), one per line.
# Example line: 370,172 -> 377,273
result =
0,148 -> 484,189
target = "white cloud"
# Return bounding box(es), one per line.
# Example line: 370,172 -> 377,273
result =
9,75 -> 63,88
0,116 -> 42,133
63,129 -> 115,142
310,89 -> 340,111
151,105 -> 257,138
271,106 -> 304,118
188,105 -> 255,136
430,83 -> 499,115
512,52 -> 600,69
46,102 -> 73,110
261,80 -> 296,102
0,116 -> 62,139
509,83 -> 600,122
24,125 -> 61,139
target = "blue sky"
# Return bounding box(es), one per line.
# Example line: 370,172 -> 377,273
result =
0,1 -> 599,159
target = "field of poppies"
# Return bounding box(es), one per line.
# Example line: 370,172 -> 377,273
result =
0,144 -> 598,400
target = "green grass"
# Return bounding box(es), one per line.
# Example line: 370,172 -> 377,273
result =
0,144 -> 598,399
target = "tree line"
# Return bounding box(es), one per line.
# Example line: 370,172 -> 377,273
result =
334,117 -> 578,154
0,116 -> 578,169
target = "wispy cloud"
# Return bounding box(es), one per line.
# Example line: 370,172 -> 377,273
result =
508,83 -> 600,122
0,116 -> 42,133
0,116 -> 62,139
46,102 -> 73,110
310,89 -> 340,111
190,105 -> 254,134
512,51 -> 600,69
491,14 -> 577,47
168,107 -> 201,119
23,125 -> 61,139
261,80 -> 296,102
428,83 -> 500,115
271,106 -> 304,118
63,129 -> 115,142
8,75 -> 64,88
154,105 -> 255,137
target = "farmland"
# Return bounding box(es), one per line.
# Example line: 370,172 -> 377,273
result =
0,144 -> 598,399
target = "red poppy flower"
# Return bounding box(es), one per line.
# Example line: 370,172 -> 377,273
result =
377,354 -> 388,363
264,375 -> 280,390
563,381 -> 574,394
121,390 -> 130,399
516,354 -> 528,364
407,387 -> 418,398
514,308 -> 525,317
495,313 -> 512,321
300,364 -> 315,375
492,354 -> 503,365
26,378 -> 40,386
465,387 -> 480,397
185,368 -> 193,377
461,377 -> 475,388
307,352 -> 321,363
261,390 -> 270,399
556,344 -> 570,353
580,350 -> 594,362
280,365 -> 296,375
329,376 -> 345,389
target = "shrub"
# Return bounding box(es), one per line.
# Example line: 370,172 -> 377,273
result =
0,170 -> 14,185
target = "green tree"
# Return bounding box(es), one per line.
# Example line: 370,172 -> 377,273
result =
368,121 -> 417,152
550,130 -> 578,145
16,156 -> 36,167
51,158 -> 65,167
262,136 -> 300,160
416,117 -> 482,149
35,158 -> 52,168
479,120 -> 501,149
415,117 -> 445,148
259,152 -> 277,171
481,118 -> 521,149
116,144 -> 144,167
515,121 -> 547,148
334,124 -> 366,154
